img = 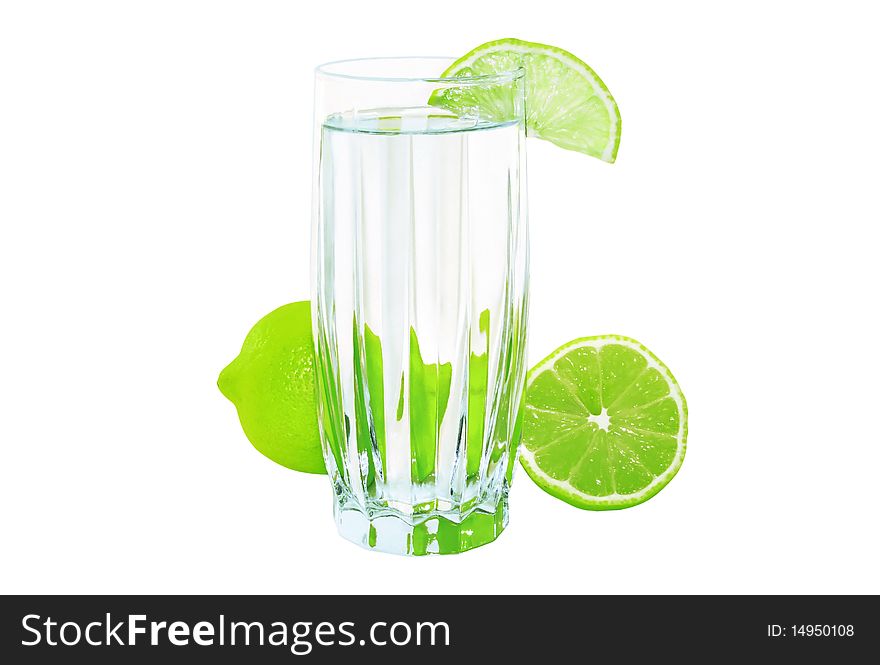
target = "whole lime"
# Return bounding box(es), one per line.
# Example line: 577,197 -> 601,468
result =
218,301 -> 325,473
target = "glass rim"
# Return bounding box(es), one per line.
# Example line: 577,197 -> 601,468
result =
314,56 -> 524,85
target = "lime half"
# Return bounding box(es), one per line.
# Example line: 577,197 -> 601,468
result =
431,38 -> 621,162
521,336 -> 687,509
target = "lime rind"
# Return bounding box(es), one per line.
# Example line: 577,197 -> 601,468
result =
433,38 -> 621,162
520,335 -> 687,510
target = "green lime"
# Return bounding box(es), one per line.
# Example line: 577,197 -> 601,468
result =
218,301 -> 325,474
520,336 -> 686,509
430,38 -> 621,162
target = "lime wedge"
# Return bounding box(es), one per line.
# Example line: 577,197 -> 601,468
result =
520,336 -> 687,509
431,38 -> 621,162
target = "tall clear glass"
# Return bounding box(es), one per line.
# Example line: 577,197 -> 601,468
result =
311,57 -> 528,555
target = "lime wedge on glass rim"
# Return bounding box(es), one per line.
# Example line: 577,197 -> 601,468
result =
429,38 -> 621,162
520,336 -> 687,510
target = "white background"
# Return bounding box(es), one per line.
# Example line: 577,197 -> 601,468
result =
1,0 -> 878,595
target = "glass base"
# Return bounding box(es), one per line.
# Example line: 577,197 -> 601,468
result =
333,496 -> 509,556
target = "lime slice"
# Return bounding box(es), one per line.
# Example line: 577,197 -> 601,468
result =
431,38 -> 621,162
520,336 -> 687,509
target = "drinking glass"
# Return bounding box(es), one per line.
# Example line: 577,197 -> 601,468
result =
311,57 -> 528,555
